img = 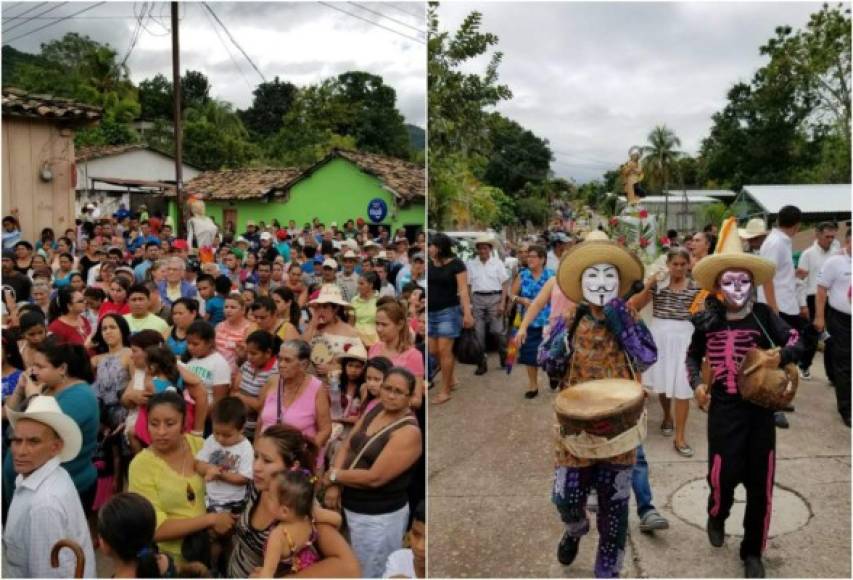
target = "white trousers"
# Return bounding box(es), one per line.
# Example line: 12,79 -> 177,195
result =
345,503 -> 410,578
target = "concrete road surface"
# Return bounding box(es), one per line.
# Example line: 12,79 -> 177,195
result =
428,351 -> 850,578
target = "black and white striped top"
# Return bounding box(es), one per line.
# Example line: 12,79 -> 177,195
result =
652,279 -> 700,321
228,484 -> 273,578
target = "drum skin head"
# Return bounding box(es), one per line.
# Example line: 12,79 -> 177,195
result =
555,379 -> 644,420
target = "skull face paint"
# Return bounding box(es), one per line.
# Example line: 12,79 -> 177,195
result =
581,263 -> 620,306
719,269 -> 753,308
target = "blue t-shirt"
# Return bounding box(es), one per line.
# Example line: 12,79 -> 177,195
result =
151,377 -> 178,393
276,242 -> 291,263
519,268 -> 555,328
206,295 -> 225,326
166,333 -> 188,359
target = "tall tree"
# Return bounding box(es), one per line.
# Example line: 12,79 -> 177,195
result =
643,125 -> 682,227
239,77 -> 298,139
482,113 -> 553,196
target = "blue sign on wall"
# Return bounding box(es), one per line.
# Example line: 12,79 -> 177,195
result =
367,198 -> 388,223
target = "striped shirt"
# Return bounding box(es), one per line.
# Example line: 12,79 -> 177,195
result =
652,280 -> 700,321
228,483 -> 274,578
237,357 -> 278,437
215,320 -> 253,374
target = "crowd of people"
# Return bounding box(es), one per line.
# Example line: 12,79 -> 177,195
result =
428,204 -> 850,579
1,207 -> 426,578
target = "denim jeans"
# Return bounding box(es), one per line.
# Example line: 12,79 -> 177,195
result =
632,445 -> 655,517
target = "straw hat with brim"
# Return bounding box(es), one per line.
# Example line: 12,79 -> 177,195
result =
557,238 -> 644,303
309,284 -> 352,309
474,235 -> 497,248
738,218 -> 769,240
7,396 -> 82,462
692,218 -> 776,291
336,342 -> 368,362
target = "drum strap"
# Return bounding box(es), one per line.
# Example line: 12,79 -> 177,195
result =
751,312 -> 776,348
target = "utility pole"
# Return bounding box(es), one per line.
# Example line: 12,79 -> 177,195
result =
171,1 -> 184,237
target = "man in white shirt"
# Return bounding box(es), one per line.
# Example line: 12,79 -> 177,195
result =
758,205 -> 805,428
814,227 -> 851,427
3,396 -> 96,578
466,236 -> 510,375
795,222 -> 839,378
546,232 -> 571,272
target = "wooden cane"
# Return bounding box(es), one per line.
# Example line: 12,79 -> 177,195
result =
51,539 -> 85,579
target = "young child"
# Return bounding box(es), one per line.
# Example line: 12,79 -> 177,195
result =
326,346 -> 367,465
83,287 -> 106,332
185,320 -> 232,409
124,331 -> 163,454
383,500 -> 426,578
259,470 -> 321,577
361,356 -> 392,416
194,396 -> 254,513
145,344 -> 182,394
233,330 -> 278,441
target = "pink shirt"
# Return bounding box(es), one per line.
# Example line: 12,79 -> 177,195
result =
215,320 -> 252,374
259,375 -> 324,468
548,282 -> 575,329
367,343 -> 424,378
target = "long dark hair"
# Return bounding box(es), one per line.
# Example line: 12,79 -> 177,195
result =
47,287 -> 78,323
258,424 -> 318,474
145,345 -> 180,385
2,329 -> 25,370
97,493 -> 162,578
91,313 -> 132,354
428,232 -> 454,260
35,337 -> 94,383
272,286 -> 301,327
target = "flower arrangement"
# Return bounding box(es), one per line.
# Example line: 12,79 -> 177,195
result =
604,204 -> 659,264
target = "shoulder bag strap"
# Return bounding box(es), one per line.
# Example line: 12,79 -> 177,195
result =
348,414 -> 414,470
276,374 -> 284,424
751,310 -> 777,348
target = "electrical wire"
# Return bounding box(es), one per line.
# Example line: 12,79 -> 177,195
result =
348,2 -> 425,35
1,2 -> 46,23
198,2 -> 253,91
318,1 -> 424,45
1,3 -> 26,20
202,1 -> 266,83
3,2 -> 107,44
3,2 -> 66,34
383,2 -> 425,21
120,1 -> 145,67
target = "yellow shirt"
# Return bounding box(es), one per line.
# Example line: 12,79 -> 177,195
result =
128,434 -> 206,562
351,294 -> 378,344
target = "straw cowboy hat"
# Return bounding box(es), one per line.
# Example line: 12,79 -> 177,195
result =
738,218 -> 769,240
557,232 -> 644,303
336,342 -> 368,362
7,396 -> 82,462
692,217 -> 775,291
474,234 -> 497,248
308,284 -> 352,308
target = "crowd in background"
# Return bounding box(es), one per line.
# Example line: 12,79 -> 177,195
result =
1,205 -> 426,578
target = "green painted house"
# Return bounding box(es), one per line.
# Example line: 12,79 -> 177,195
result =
173,149 -> 425,236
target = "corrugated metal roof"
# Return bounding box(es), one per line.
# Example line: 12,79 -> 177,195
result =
663,189 -> 736,199
642,195 -> 719,204
742,184 -> 852,214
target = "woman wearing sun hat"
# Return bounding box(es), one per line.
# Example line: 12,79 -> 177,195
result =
303,284 -> 364,375
686,217 -> 809,578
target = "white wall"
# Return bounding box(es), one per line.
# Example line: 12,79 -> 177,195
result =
76,149 -> 200,194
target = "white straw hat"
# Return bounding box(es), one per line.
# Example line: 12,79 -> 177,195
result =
7,396 -> 82,462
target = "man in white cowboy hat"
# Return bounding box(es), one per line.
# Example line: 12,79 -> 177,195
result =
550,232 -> 662,577
3,396 -> 96,578
337,250 -> 360,302
687,218 -> 808,578
465,234 -> 509,375
546,231 -> 572,272
738,217 -> 769,254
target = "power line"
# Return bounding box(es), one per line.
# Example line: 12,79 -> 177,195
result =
198,2 -> 253,91
2,2 -> 47,23
318,1 -> 424,45
348,2 -> 425,35
3,15 -> 143,20
1,3 -> 26,19
120,1 -> 145,67
202,2 -> 266,83
383,2 -> 424,21
3,2 -> 66,34
4,2 -> 107,44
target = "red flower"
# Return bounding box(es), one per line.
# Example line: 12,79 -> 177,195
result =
617,236 -> 627,245
609,217 -> 619,226
638,209 -> 649,219
639,237 -> 650,248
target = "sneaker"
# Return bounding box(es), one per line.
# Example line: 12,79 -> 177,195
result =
707,517 -> 725,547
744,556 -> 766,578
587,490 -> 598,513
639,509 -> 669,533
774,412 -> 789,429
799,367 -> 811,380
557,530 -> 580,566
475,360 -> 488,376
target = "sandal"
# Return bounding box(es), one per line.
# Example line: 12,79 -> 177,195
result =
524,389 -> 539,399
674,441 -> 694,457
432,392 -> 452,405
660,421 -> 674,437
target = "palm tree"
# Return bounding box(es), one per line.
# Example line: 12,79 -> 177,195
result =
643,125 -> 683,229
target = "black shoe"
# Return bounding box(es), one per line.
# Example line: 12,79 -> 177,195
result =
475,360 -> 487,376
498,350 -> 507,369
549,376 -> 561,390
782,404 -> 795,412
774,412 -> 789,429
744,556 -> 766,578
525,389 -> 539,399
842,416 -> 851,428
557,530 -> 579,566
707,517 -> 725,547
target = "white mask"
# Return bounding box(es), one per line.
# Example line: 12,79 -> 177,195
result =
719,269 -> 753,309
581,263 -> 620,306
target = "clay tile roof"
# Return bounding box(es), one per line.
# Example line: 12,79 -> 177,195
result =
2,87 -> 102,123
332,149 -> 424,202
185,168 -> 304,200
76,143 -> 146,162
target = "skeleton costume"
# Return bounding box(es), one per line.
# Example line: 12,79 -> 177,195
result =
686,218 -> 809,577
549,231 -> 650,578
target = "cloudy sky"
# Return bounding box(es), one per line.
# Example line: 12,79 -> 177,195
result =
2,1 -> 426,126
437,1 -> 831,183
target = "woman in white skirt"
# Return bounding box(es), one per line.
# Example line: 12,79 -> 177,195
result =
631,248 -> 700,457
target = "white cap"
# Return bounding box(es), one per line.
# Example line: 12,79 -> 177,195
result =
260,232 -> 273,241
323,258 -> 338,269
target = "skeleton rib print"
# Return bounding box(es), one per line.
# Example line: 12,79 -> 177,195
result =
705,329 -> 762,394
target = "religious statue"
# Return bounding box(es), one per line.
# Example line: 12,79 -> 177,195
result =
620,146 -> 646,205
186,197 -> 218,261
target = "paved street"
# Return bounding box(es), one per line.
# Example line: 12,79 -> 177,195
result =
428,350 -> 851,578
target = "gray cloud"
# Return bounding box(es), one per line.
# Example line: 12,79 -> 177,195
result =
437,2 -> 829,182
2,1 -> 426,126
